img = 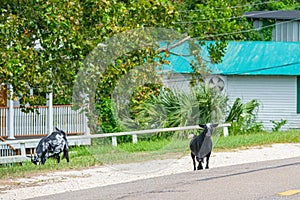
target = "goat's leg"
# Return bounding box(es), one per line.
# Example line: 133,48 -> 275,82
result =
196,157 -> 203,170
63,148 -> 70,162
65,154 -> 70,162
55,154 -> 60,163
205,152 -> 211,169
41,157 -> 47,165
191,152 -> 196,171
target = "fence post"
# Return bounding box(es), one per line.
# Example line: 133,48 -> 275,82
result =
112,136 -> 117,146
132,134 -> 138,144
46,92 -> 53,135
7,84 -> 15,139
223,126 -> 229,137
20,142 -> 26,156
84,109 -> 91,136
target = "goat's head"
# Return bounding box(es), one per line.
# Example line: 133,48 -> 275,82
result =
31,154 -> 41,165
199,123 -> 218,137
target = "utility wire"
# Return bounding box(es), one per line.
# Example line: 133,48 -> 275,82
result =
178,0 -> 278,13
225,61 -> 300,75
176,10 -> 280,24
177,5 -> 300,24
194,16 -> 300,39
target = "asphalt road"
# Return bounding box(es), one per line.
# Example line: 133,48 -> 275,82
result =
28,157 -> 300,200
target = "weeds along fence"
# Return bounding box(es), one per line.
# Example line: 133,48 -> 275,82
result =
0,124 -> 230,164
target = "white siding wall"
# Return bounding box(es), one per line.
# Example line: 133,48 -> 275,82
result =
227,75 -> 300,130
274,20 -> 300,42
253,19 -> 300,42
162,73 -> 191,91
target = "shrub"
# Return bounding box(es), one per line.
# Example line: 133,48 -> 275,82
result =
122,84 -> 228,139
226,98 -> 264,135
270,119 -> 287,132
95,97 -> 121,133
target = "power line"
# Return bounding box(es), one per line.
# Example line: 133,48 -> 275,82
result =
178,1 -> 278,13
177,15 -> 244,24
194,16 -> 300,39
176,10 -> 280,24
177,3 -> 300,25
224,61 -> 300,75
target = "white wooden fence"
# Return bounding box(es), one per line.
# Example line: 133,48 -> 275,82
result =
0,124 -> 230,164
0,105 -> 87,138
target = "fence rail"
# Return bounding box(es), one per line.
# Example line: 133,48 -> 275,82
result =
0,124 -> 230,164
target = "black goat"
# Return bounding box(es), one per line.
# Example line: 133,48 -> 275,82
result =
189,124 -> 218,170
31,127 -> 69,165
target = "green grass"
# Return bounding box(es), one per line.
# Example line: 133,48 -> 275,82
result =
0,130 -> 299,179
87,137 -> 189,165
0,146 -> 98,179
214,130 -> 300,150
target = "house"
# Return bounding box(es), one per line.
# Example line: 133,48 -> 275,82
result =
244,10 -> 300,42
162,41 -> 300,130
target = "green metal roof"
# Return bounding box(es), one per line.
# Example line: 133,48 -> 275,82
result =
162,41 -> 300,76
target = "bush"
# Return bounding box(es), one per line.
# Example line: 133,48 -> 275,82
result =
270,119 -> 287,132
226,98 -> 264,135
121,84 -> 228,139
95,97 -> 122,133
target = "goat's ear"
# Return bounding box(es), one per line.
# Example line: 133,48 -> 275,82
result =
55,127 -> 60,132
199,124 -> 205,128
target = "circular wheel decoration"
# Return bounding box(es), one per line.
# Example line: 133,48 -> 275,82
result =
208,76 -> 225,92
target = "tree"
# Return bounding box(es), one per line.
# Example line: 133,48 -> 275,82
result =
244,0 -> 299,11
0,0 -> 179,107
2,0 -> 295,133
0,0 -> 87,106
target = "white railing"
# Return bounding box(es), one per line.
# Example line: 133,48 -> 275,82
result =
0,124 -> 230,164
0,105 -> 87,138
0,142 -> 27,164
53,105 -> 86,135
14,106 -> 48,136
0,143 -> 16,157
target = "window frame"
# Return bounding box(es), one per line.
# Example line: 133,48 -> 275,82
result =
297,76 -> 300,113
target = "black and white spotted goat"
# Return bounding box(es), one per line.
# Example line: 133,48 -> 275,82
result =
189,123 -> 218,170
31,127 -> 70,165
